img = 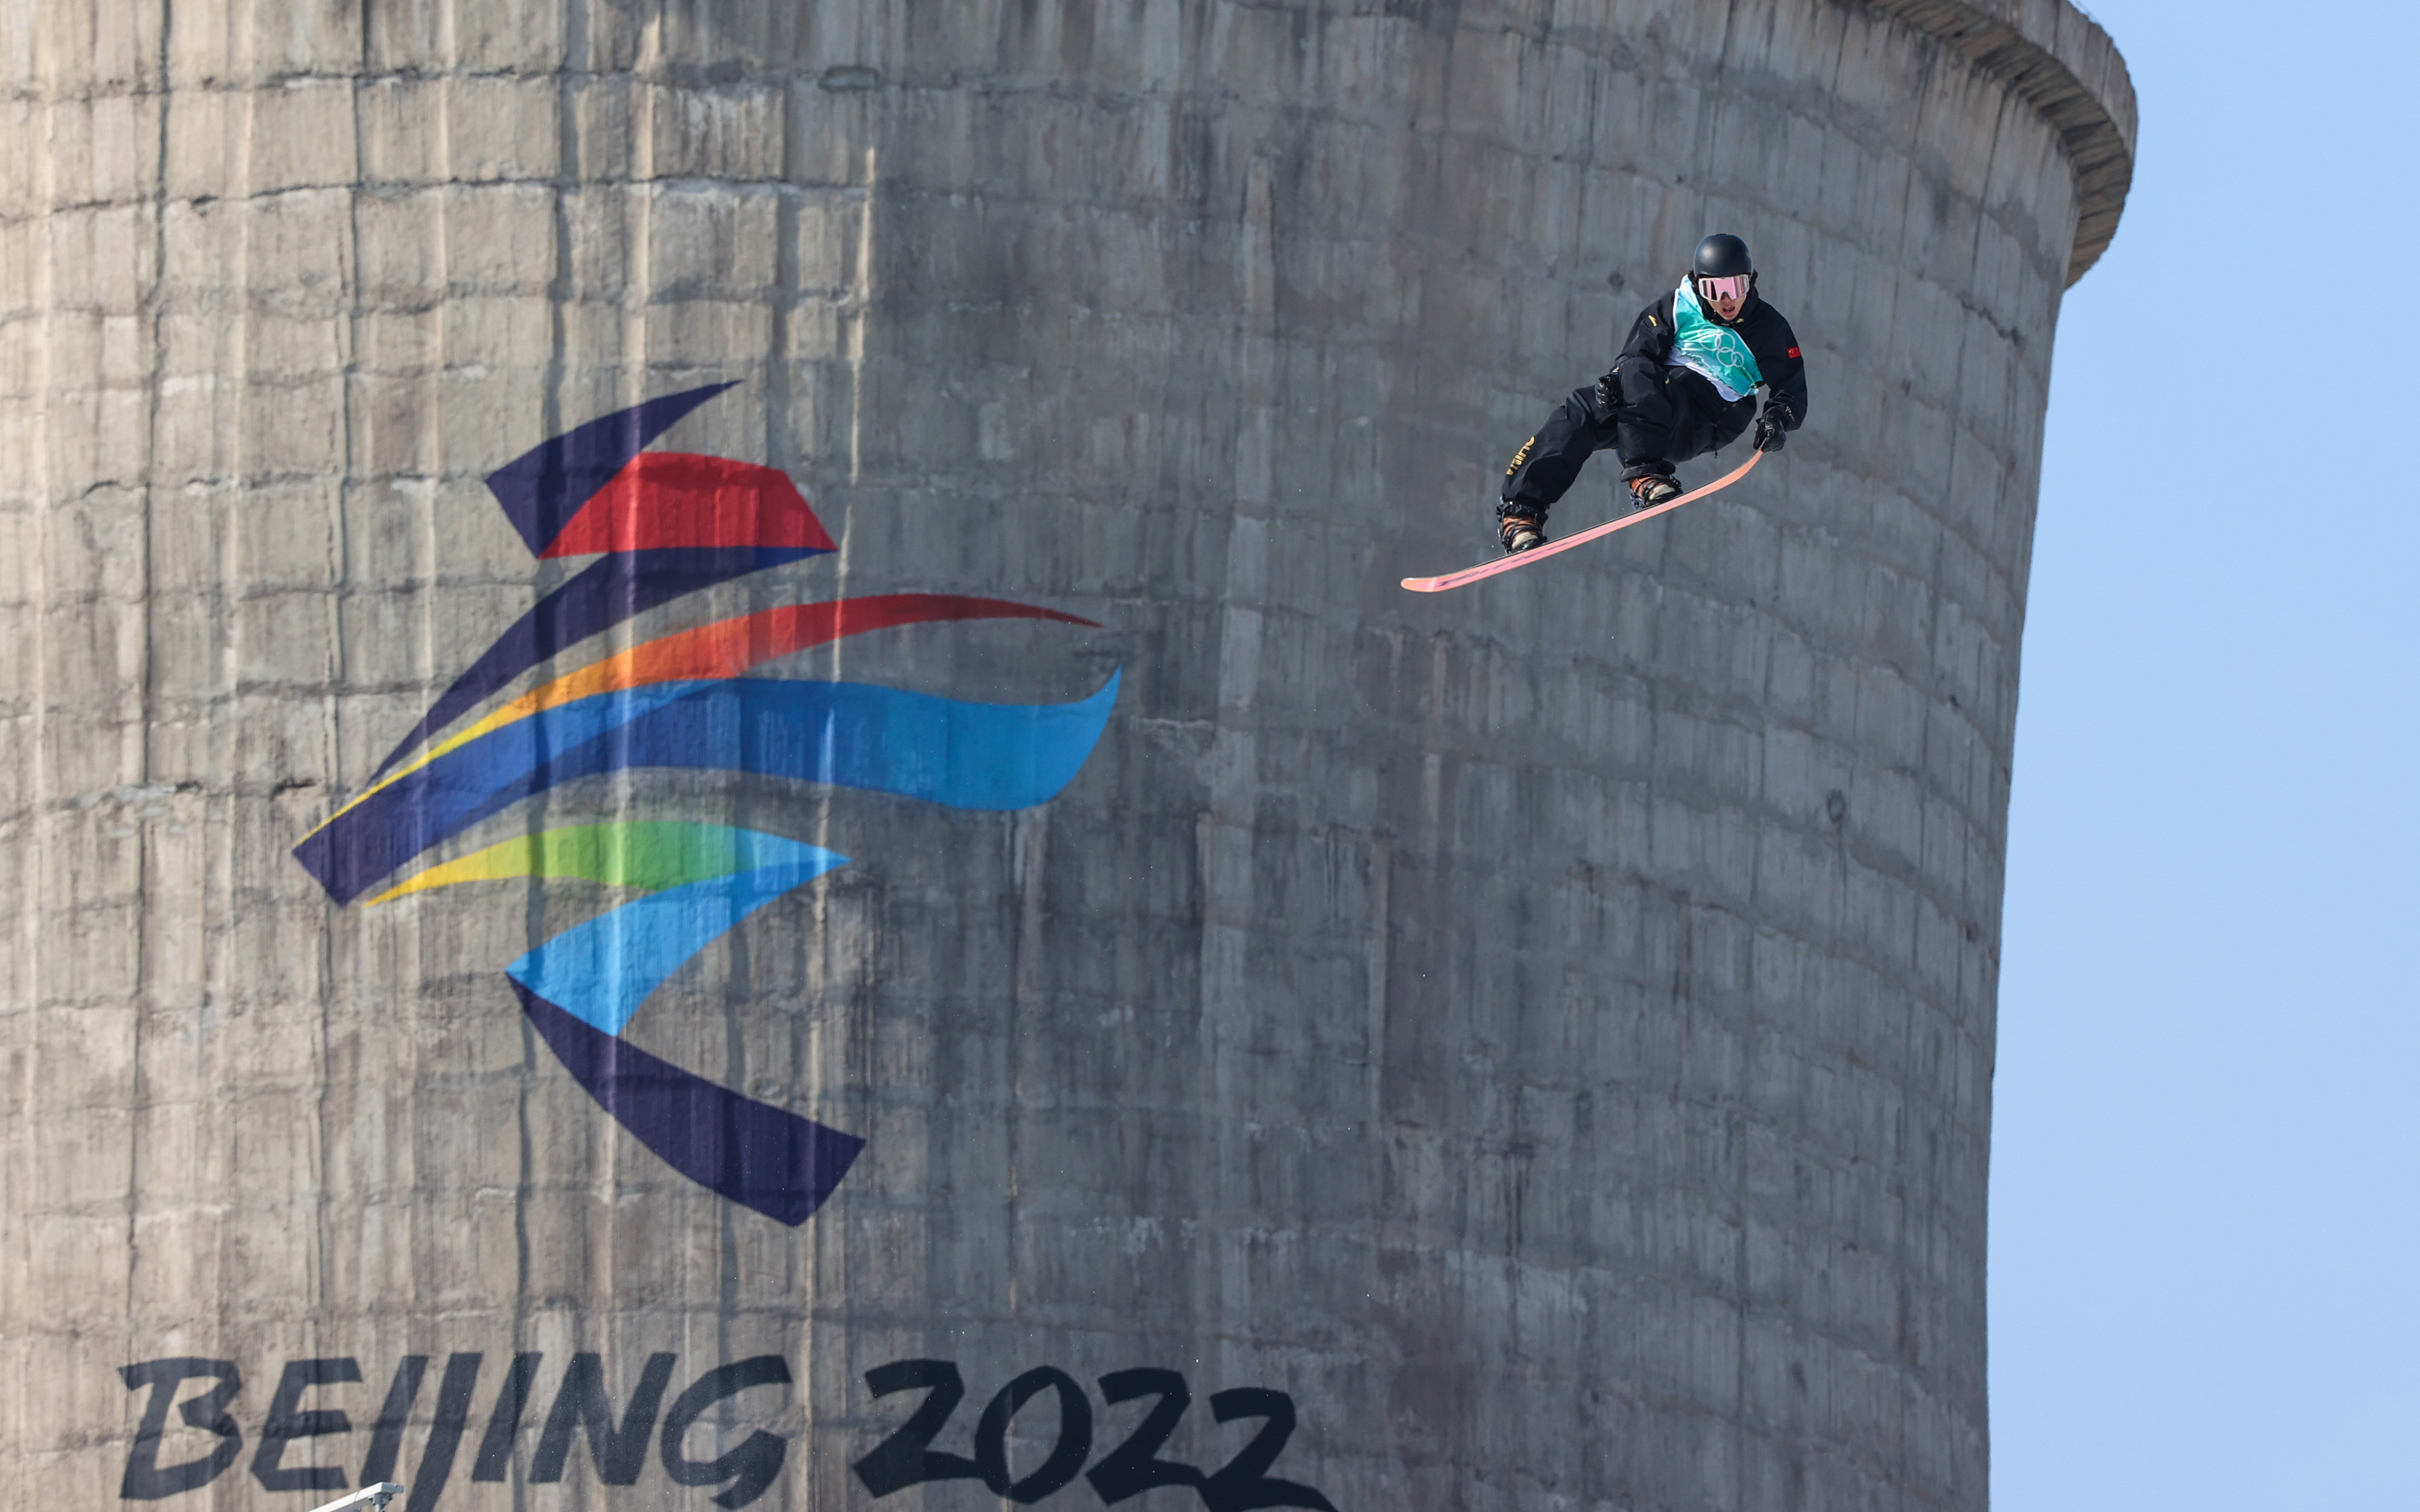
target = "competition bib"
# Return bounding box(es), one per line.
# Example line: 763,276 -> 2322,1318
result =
1666,277 -> 1764,402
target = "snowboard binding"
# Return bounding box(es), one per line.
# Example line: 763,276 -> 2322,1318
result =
1497,505 -> 1549,554
1627,473 -> 1682,511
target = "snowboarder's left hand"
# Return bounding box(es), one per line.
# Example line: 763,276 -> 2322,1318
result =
1753,405 -> 1792,452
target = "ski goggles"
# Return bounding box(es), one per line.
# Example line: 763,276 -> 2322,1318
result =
1694,273 -> 1752,304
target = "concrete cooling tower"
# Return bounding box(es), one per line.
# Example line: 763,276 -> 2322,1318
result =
2,2 -> 2131,1509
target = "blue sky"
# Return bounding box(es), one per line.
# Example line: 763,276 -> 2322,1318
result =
1994,0 -> 2420,1505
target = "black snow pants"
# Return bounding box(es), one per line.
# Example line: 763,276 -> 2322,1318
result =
1499,359 -> 1754,520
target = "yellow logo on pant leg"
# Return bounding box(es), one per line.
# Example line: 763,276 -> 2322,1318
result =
1505,436 -> 1537,477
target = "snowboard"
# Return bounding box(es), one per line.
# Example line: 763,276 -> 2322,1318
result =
1400,448 -> 1766,593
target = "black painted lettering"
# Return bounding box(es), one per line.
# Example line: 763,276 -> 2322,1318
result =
119,1345 -> 1337,1509
1200,1389 -> 1336,1512
973,1366 -> 1092,1504
659,1356 -> 792,1509
250,1358 -> 361,1493
469,1351 -> 542,1482
850,1359 -> 981,1498
1087,1368 -> 1205,1503
357,1357 -> 427,1489
402,1353 -> 481,1512
117,1359 -> 243,1500
531,1352 -> 676,1485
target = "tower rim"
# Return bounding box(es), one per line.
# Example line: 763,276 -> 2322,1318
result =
1861,0 -> 2138,284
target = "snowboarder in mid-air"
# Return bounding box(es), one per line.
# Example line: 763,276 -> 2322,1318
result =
1495,233 -> 1808,554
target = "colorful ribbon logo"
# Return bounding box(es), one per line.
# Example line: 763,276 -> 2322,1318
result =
293,384 -> 1117,1224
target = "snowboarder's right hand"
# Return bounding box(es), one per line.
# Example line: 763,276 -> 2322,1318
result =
1593,368 -> 1620,412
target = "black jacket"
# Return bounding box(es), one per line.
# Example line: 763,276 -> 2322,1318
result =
1618,288 -> 1809,429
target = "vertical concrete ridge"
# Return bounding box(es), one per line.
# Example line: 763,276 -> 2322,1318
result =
1857,0 -> 2138,281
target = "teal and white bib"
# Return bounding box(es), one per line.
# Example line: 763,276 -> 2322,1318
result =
1665,278 -> 1764,403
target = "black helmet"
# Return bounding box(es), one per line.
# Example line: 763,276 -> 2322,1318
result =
1691,234 -> 1754,279
1688,233 -> 1757,320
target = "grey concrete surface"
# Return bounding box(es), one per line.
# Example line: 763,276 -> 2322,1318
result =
0,2 -> 2129,1509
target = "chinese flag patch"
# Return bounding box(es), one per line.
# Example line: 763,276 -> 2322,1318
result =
1787,347 -> 1801,358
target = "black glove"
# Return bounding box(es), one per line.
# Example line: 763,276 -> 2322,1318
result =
1593,368 -> 1621,412
1753,404 -> 1792,452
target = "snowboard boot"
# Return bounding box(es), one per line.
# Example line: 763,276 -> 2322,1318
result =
1497,506 -> 1548,554
1627,473 -> 1682,511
